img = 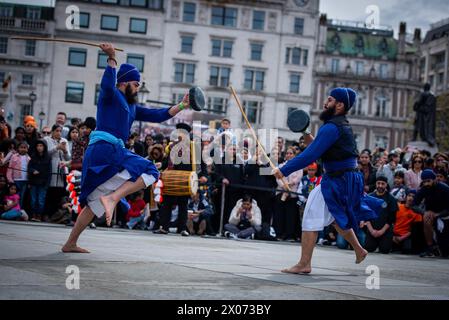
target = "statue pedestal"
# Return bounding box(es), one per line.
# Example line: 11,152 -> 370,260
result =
404,141 -> 439,162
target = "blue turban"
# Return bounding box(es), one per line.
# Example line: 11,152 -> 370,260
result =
406,189 -> 417,196
421,169 -> 436,180
330,87 -> 357,111
117,63 -> 140,83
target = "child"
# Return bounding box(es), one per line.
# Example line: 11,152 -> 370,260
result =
4,141 -> 30,208
28,140 -> 51,222
393,190 -> 422,254
49,196 -> 72,224
297,162 -> 322,206
1,183 -> 28,221
126,190 -> 146,229
390,170 -> 408,203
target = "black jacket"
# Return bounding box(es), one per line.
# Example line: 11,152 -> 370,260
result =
28,141 -> 52,186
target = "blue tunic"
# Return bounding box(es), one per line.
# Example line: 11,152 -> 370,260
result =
79,66 -> 173,206
280,123 -> 382,230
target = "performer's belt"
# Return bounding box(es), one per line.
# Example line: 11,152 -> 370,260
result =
325,167 -> 359,177
88,130 -> 125,148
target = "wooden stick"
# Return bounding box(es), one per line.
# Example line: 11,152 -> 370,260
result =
229,86 -> 291,192
11,36 -> 124,52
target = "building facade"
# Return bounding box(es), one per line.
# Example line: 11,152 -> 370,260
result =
161,0 -> 319,142
313,15 -> 422,151
0,2 -> 55,130
48,0 -> 165,127
419,17 -> 449,96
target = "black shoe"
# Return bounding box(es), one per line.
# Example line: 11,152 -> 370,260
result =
153,228 -> 168,235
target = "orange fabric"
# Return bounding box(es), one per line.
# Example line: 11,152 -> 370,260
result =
393,204 -> 422,236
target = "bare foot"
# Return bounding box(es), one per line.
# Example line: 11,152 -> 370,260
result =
61,244 -> 90,253
281,263 -> 311,274
100,195 -> 116,226
355,249 -> 368,264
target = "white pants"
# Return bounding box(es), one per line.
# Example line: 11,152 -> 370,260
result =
302,185 -> 335,232
87,169 -> 156,217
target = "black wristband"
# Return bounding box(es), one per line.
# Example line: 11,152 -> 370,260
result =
107,57 -> 118,65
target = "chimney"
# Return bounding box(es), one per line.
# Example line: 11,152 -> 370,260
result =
317,14 -> 328,53
398,21 -> 406,56
413,28 -> 422,50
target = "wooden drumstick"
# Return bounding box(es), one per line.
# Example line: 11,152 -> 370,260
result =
190,141 -> 196,173
11,36 -> 124,52
229,86 -> 291,192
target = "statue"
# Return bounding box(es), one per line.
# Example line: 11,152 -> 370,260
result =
413,83 -> 437,147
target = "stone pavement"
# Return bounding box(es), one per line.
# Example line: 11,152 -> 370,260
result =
0,221 -> 448,300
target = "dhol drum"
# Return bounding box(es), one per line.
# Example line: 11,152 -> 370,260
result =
160,170 -> 198,196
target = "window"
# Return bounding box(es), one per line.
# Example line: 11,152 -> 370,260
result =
26,7 -> 41,20
130,0 -> 147,7
206,97 -> 228,114
79,12 -> 90,28
375,97 -> 387,117
25,40 -> 36,56
211,7 -> 237,27
303,49 -> 308,66
97,52 -> 108,69
351,97 -> 363,116
438,72 -> 444,85
174,62 -> 195,83
356,61 -> 364,76
22,74 -> 33,86
331,58 -> 340,73
294,17 -> 304,35
101,15 -> 119,31
68,48 -> 87,67
130,18 -> 147,34
250,43 -> 263,61
183,2 -> 196,22
101,0 -> 118,3
209,66 -> 231,87
252,11 -> 265,30
148,0 -> 163,9
0,37 -> 7,54
94,84 -> 100,105
243,101 -> 262,124
374,135 -> 388,149
244,69 -> 264,91
20,104 -> 33,126
181,36 -> 194,54
286,47 -> 307,66
0,5 -> 13,17
0,72 -> 4,83
127,54 -> 145,72
65,81 -> 84,103
211,39 -> 233,57
379,64 -> 388,78
292,48 -> 301,65
289,74 -> 300,94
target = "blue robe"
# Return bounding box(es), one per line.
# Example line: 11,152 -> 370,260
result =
79,66 -> 173,206
280,123 -> 382,230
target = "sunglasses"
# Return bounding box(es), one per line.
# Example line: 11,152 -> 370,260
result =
42,131 -> 51,135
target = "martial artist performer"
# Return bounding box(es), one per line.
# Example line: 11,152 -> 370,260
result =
273,87 -> 383,274
62,43 -> 191,253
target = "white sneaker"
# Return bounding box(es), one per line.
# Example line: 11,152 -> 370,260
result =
181,230 -> 190,237
317,238 -> 325,245
20,210 -> 29,221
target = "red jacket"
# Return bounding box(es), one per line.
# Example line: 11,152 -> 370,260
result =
126,198 -> 146,220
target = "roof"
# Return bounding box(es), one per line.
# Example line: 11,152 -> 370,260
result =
423,22 -> 449,43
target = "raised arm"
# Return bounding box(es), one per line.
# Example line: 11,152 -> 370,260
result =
279,124 -> 339,177
99,43 -> 118,98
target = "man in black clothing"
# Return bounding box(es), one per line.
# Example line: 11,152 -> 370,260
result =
364,176 -> 398,254
415,169 -> 449,257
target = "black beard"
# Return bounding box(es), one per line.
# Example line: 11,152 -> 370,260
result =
125,84 -> 138,104
319,106 -> 336,121
377,188 -> 386,194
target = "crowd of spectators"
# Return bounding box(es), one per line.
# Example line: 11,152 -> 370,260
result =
0,112 -> 448,259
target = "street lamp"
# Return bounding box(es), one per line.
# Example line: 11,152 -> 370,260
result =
137,82 -> 150,136
28,91 -> 37,128
38,110 -> 46,131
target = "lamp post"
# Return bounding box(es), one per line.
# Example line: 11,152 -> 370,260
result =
38,110 -> 45,131
137,81 -> 150,136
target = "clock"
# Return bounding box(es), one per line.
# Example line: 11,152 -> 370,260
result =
294,0 -> 309,6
